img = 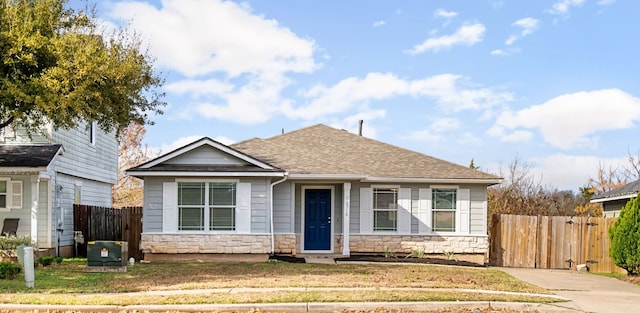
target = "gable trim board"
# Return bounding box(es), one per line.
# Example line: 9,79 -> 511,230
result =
132,124 -> 499,261
133,137 -> 279,171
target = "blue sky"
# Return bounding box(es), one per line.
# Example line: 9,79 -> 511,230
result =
87,0 -> 639,191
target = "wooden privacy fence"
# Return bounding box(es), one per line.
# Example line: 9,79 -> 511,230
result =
73,204 -> 143,261
489,214 -> 625,274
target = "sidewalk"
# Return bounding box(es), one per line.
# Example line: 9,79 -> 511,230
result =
498,267 -> 640,313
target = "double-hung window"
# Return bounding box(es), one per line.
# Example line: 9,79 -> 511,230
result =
373,187 -> 398,231
209,182 -> 236,231
0,178 -> 22,211
177,181 -> 236,231
432,188 -> 456,232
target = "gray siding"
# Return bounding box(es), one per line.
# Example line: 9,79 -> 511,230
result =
52,122 -> 118,185
351,183 -> 487,235
55,173 -> 113,246
141,177 -> 271,234
165,145 -> 248,165
249,178 -> 270,233
603,199 -> 629,218
273,181 -> 293,233
467,184 -> 487,235
142,177 -> 167,233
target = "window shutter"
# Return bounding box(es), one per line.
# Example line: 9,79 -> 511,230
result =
11,181 -> 22,209
418,188 -> 432,234
236,182 -> 252,233
359,187 -> 373,234
397,188 -> 412,234
457,188 -> 470,234
162,182 -> 177,233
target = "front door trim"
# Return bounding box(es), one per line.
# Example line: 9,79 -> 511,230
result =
301,185 -> 334,253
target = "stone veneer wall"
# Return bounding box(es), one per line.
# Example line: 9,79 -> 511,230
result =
140,234 -> 271,254
141,234 -> 488,256
349,235 -> 488,254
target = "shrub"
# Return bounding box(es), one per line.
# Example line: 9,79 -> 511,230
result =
0,236 -> 35,258
0,261 -> 22,279
609,193 -> 640,275
38,255 -> 55,267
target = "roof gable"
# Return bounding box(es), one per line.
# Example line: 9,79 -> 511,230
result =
231,124 -> 500,182
127,137 -> 284,177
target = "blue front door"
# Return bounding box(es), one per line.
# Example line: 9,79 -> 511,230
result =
304,189 -> 331,251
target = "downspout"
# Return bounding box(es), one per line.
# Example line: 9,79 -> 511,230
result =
269,173 -> 288,255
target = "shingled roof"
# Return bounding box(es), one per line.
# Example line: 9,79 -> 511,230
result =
231,124 -> 499,181
591,179 -> 640,202
0,144 -> 62,168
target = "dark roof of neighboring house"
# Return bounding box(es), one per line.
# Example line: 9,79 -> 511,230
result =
591,179 -> 640,202
0,144 -> 62,167
231,124 -> 499,180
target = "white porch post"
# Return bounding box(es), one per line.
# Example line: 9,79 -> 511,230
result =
342,182 -> 351,256
30,175 -> 40,244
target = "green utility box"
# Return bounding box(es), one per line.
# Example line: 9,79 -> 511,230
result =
87,241 -> 128,266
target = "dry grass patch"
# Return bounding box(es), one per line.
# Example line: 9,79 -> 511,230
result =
0,290 -> 556,306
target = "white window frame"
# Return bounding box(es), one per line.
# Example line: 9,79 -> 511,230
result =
431,186 -> 458,233
0,178 -> 22,211
372,185 -> 400,232
176,179 -> 239,233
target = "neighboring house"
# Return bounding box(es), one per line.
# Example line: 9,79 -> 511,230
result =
590,180 -> 640,218
0,122 -> 117,256
127,124 -> 501,263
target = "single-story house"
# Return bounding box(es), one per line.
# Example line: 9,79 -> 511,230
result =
127,124 -> 502,263
590,180 -> 640,218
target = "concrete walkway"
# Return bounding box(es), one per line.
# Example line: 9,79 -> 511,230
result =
498,267 -> 640,313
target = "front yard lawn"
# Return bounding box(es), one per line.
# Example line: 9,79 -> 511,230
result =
0,259 -> 556,306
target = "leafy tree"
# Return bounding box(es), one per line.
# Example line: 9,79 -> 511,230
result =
609,193 -> 640,275
0,0 -> 164,134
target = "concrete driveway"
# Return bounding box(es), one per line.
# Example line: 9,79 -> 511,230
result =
499,267 -> 640,313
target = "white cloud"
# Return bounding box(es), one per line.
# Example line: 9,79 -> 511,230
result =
373,20 -> 386,27
107,0 -> 320,125
165,79 -> 234,98
108,0 -> 317,77
531,154 -> 627,191
491,49 -> 509,56
597,0 -> 615,5
405,23 -> 486,54
329,109 -> 387,138
431,117 -> 462,131
434,9 -> 458,19
284,73 -> 513,120
404,117 -> 462,142
547,0 -> 585,16
513,18 -> 540,36
491,89 -> 640,149
505,18 -> 539,46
